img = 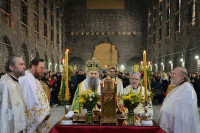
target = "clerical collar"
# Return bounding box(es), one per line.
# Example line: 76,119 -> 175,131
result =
177,81 -> 186,87
8,73 -> 19,82
132,86 -> 138,90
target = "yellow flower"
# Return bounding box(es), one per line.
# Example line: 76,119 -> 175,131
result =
79,90 -> 98,110
123,96 -> 129,100
85,90 -> 92,93
79,97 -> 86,103
121,92 -> 143,109
82,93 -> 88,98
126,93 -> 133,99
129,93 -> 133,97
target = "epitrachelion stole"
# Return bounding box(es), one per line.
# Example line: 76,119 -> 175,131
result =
100,76 -> 117,125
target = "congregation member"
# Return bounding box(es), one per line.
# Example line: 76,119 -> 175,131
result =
51,75 -> 61,106
76,69 -> 86,85
190,72 -> 200,107
0,56 -> 27,133
122,73 -> 130,88
160,72 -> 169,102
151,76 -> 162,103
71,58 -> 101,113
160,72 -> 169,94
158,67 -> 200,133
101,71 -> 107,79
123,72 -> 153,116
19,57 -> 50,133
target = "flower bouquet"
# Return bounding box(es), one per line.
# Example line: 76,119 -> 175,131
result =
121,92 -> 143,125
79,90 -> 98,124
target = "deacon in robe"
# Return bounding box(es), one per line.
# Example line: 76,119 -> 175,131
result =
122,72 -> 153,117
101,68 -> 124,115
71,58 -> 101,113
0,56 -> 27,133
19,57 -> 50,133
158,67 -> 200,133
108,67 -> 123,95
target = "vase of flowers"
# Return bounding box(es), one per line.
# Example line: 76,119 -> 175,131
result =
127,109 -> 135,125
121,92 -> 143,125
79,90 -> 98,124
86,109 -> 93,124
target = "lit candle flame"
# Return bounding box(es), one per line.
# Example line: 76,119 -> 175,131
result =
62,59 -> 65,65
147,61 -> 151,69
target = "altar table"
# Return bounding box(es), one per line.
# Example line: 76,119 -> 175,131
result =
49,125 -> 165,133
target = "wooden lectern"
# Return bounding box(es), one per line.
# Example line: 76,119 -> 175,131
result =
100,76 -> 117,125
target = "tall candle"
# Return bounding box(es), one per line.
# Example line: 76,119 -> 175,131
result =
141,61 -> 144,70
65,49 -> 69,100
143,50 -> 148,102
147,61 -> 151,69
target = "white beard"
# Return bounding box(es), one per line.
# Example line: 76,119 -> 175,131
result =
86,76 -> 99,92
171,78 -> 181,86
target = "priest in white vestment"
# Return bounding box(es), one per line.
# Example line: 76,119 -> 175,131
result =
123,72 -> 153,117
103,67 -> 123,95
0,56 -> 27,133
158,67 -> 200,133
19,57 -> 50,133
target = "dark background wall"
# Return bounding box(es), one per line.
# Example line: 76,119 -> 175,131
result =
1,0 -> 200,73
64,0 -> 148,70
0,0 -> 64,72
147,0 -> 200,73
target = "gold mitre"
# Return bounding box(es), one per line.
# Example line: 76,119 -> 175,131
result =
86,57 -> 100,71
